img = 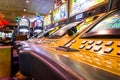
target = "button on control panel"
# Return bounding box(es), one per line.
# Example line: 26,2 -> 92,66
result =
79,45 -> 85,49
94,46 -> 102,52
117,51 -> 120,55
105,41 -> 114,46
104,48 -> 113,53
86,46 -> 93,50
96,41 -> 103,45
117,43 -> 120,47
88,41 -> 94,45
81,40 -> 87,44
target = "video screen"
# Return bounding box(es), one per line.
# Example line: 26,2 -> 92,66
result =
19,18 -> 30,26
89,10 -> 120,32
53,3 -> 68,23
70,0 -> 107,17
44,14 -> 51,26
34,19 -> 42,27
0,31 -> 13,42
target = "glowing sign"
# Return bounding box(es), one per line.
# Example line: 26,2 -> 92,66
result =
53,3 -> 68,23
70,0 -> 107,17
44,14 -> 51,26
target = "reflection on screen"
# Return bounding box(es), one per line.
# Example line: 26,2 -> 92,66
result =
90,10 -> 120,32
77,15 -> 98,33
52,21 -> 80,37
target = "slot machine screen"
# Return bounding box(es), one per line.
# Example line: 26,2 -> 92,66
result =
44,14 -> 51,26
53,3 -> 68,23
59,3 -> 68,20
19,18 -> 29,26
70,0 -> 108,17
0,30 -> 13,42
82,10 -> 120,38
35,19 -> 42,27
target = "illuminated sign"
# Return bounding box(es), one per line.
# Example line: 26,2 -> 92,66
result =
44,14 -> 51,26
70,0 -> 107,17
53,3 -> 68,23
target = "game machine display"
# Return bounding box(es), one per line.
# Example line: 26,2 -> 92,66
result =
17,17 -> 30,40
54,0 -> 120,78
0,29 -> 14,45
33,19 -> 43,36
40,0 -> 109,48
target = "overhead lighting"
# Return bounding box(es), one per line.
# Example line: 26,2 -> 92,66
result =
23,8 -> 27,11
26,0 -> 30,3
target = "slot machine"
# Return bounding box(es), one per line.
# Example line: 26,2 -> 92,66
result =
33,19 -> 43,36
58,0 -> 120,77
18,18 -> 30,39
0,29 -> 14,45
17,0 -> 120,80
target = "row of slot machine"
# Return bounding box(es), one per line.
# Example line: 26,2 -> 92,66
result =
18,18 -> 43,38
18,0 -> 120,80
0,17 -> 43,44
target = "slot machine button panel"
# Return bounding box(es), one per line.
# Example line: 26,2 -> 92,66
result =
81,40 -> 87,44
94,46 -> 102,52
86,46 -> 93,50
79,45 -> 85,49
105,41 -> 114,46
88,41 -> 94,45
104,48 -> 113,53
95,41 -> 103,45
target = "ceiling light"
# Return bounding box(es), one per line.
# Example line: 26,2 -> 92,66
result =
26,0 -> 30,3
23,8 -> 27,11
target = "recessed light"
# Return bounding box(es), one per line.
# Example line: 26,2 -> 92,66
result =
26,0 -> 30,3
23,8 -> 27,11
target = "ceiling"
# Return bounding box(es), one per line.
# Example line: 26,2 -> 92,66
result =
0,0 -> 54,25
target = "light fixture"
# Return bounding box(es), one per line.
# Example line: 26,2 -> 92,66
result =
26,0 -> 30,3
23,8 -> 27,11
